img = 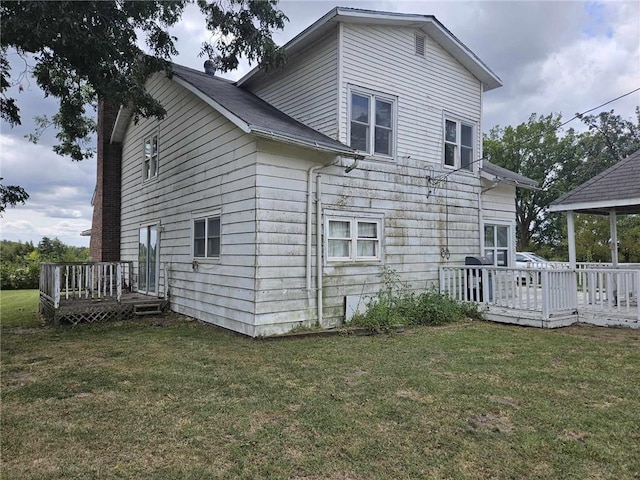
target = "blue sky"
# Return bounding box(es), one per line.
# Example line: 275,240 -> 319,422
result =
1,0 -> 639,247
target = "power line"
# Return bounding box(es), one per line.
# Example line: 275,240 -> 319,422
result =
436,86 -> 640,181
558,86 -> 640,129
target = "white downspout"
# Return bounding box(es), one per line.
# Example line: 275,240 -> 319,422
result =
316,173 -> 323,326
306,165 -> 322,292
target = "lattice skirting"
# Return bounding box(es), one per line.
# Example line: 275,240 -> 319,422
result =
40,298 -> 138,326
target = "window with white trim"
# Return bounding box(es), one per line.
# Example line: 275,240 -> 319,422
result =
143,134 -> 158,180
193,215 -> 220,258
483,224 -> 510,266
326,215 -> 383,262
444,118 -> 474,171
349,89 -> 396,157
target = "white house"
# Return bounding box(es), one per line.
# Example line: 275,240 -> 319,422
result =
89,7 -> 537,336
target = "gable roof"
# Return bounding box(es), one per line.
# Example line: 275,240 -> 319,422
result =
481,161 -> 539,190
111,63 -> 360,158
238,7 -> 502,92
548,149 -> 640,215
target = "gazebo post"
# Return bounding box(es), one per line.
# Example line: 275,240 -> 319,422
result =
609,208 -> 618,268
566,210 -> 576,269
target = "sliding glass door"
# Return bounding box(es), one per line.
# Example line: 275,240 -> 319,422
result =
138,225 -> 158,295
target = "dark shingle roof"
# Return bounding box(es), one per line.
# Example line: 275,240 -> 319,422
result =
170,63 -> 357,156
548,149 -> 640,214
481,161 -> 538,189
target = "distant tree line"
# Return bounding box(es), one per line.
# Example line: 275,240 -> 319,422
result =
0,237 -> 89,290
484,108 -> 640,263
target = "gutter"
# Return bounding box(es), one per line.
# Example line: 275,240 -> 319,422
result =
250,128 -> 363,159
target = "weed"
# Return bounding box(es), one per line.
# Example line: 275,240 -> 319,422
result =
349,267 -> 483,330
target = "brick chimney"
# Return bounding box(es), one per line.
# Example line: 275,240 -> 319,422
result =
89,99 -> 122,261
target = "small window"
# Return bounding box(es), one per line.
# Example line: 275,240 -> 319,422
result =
193,215 -> 220,258
143,134 -> 158,180
349,88 -> 396,158
443,118 -> 474,171
415,33 -> 426,57
326,214 -> 383,262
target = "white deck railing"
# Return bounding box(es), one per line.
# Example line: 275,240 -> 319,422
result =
440,265 -> 640,321
39,262 -> 134,308
576,268 -> 640,318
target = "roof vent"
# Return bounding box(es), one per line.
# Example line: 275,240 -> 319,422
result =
204,59 -> 216,76
415,33 -> 426,57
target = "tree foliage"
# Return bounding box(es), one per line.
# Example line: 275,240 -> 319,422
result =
0,179 -> 29,215
1,238 -> 89,290
0,0 -> 287,161
574,108 -> 640,183
485,109 -> 640,262
484,113 -> 579,250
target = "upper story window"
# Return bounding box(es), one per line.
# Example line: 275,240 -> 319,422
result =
193,214 -> 220,259
143,134 -> 158,181
349,88 -> 396,158
444,118 -> 474,171
326,213 -> 383,263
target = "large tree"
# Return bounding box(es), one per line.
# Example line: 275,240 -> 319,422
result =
574,108 -> 640,184
483,113 -> 580,251
0,0 -> 287,209
485,109 -> 640,259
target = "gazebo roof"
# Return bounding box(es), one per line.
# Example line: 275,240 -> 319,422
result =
548,149 -> 640,215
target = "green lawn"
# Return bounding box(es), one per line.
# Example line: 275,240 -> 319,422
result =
1,290 -> 639,479
0,289 -> 39,327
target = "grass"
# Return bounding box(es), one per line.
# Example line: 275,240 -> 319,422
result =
0,289 -> 39,327
1,290 -> 640,479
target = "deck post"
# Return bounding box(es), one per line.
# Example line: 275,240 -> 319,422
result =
636,270 -> 640,322
53,266 -> 61,327
566,210 -> 576,269
164,264 -> 169,300
53,266 -> 61,309
541,270 -> 550,321
116,263 -> 123,303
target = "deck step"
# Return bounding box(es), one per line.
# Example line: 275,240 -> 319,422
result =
133,303 -> 163,316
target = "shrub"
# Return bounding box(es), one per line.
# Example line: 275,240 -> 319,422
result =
349,268 -> 483,330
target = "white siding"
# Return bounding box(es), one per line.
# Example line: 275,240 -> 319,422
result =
253,140 -> 481,334
117,20 -> 504,335
340,24 -> 482,168
120,73 -> 259,336
247,22 -> 489,332
481,182 -> 516,222
244,27 -> 339,139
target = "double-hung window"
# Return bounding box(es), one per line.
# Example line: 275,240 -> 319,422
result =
193,215 -> 221,258
484,224 -> 510,266
143,134 -> 158,180
326,214 -> 383,262
349,88 -> 395,158
444,118 -> 474,171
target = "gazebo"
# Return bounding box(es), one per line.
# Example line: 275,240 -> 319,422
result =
548,149 -> 640,268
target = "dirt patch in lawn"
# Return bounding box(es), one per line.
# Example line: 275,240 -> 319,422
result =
468,412 -> 515,434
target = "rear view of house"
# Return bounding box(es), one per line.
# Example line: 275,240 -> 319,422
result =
88,7 -> 529,336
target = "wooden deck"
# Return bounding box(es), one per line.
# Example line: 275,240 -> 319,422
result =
39,262 -> 167,325
484,284 -> 639,329
440,265 -> 640,330
40,292 -> 168,325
